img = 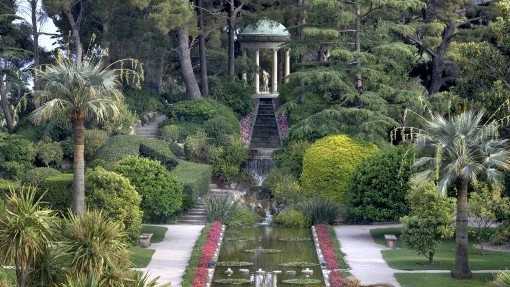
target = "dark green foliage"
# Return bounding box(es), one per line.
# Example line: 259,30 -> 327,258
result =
22,168 -> 62,188
210,77 -> 253,117
170,99 -> 238,124
84,129 -> 108,160
0,161 -> 28,180
204,116 -> 240,145
124,89 -> 165,115
297,198 -> 339,225
206,195 -> 238,223
0,136 -> 36,163
274,141 -> 311,177
114,156 -> 183,223
348,147 -> 414,223
170,160 -> 211,210
161,122 -> 202,143
209,137 -> 248,185
41,174 -> 74,213
139,140 -> 178,170
86,167 -> 143,241
36,141 -> 64,167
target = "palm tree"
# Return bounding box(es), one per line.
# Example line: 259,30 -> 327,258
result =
0,186 -> 56,287
31,54 -> 142,214
414,110 -> 510,279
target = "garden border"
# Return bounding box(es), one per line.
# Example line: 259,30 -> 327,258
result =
312,225 -> 344,287
190,221 -> 225,287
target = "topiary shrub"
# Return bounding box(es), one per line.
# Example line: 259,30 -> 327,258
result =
86,167 -> 143,241
84,129 -> 108,160
95,135 -> 143,164
139,140 -> 178,170
274,208 -> 310,228
114,156 -> 183,223
347,147 -> 414,223
301,135 -> 378,203
22,167 -> 62,188
171,160 -> 211,210
170,99 -> 237,124
210,77 -> 252,117
41,173 -> 74,212
36,141 -> 64,167
204,116 -> 240,145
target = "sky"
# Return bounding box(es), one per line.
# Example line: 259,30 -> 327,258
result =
15,0 -> 60,51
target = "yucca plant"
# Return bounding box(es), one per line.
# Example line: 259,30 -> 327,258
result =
414,110 -> 510,279
60,274 -> 101,287
298,198 -> 339,225
206,195 -> 239,223
496,271 -> 510,287
61,210 -> 129,278
128,273 -> 170,287
32,54 -> 142,214
0,186 -> 56,287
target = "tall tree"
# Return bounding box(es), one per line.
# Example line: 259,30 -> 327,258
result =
414,111 -> 510,279
31,54 -> 142,214
197,0 -> 209,96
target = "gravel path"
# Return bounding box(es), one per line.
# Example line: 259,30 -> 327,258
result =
141,224 -> 204,286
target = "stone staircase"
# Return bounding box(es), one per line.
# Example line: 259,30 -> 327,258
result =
250,98 -> 281,149
134,114 -> 167,139
175,202 -> 207,225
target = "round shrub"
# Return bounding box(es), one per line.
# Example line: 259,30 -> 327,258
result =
23,167 -> 62,187
114,156 -> 183,223
301,135 -> 378,203
0,161 -> 29,180
36,141 -> 64,167
204,116 -> 240,145
0,136 -> 36,163
86,167 -> 143,241
347,147 -> 414,223
41,173 -> 74,212
170,99 -> 237,124
274,208 -> 310,228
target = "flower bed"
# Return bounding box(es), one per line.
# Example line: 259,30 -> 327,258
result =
240,112 -> 255,145
276,113 -> 289,140
313,225 -> 344,287
191,221 -> 224,287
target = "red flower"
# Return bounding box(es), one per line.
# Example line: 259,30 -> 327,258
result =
315,225 -> 343,287
192,221 -> 223,287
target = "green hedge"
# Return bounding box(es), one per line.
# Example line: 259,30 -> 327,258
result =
41,174 -> 73,212
347,147 -> 414,223
171,160 -> 211,210
301,135 -> 378,203
170,99 -> 238,123
95,135 -> 177,169
22,167 -> 62,188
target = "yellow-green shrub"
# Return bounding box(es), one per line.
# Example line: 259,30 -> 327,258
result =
301,135 -> 378,203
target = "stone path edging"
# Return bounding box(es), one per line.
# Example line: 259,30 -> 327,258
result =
206,225 -> 226,287
311,226 -> 331,287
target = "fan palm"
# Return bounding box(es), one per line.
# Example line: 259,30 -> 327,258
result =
0,186 -> 56,287
414,110 -> 510,279
31,54 -> 141,214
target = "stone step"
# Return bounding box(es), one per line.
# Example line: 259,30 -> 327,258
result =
175,219 -> 207,225
179,214 -> 207,220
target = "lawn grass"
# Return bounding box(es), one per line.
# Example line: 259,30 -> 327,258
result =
130,246 -> 156,268
371,227 -> 510,270
181,224 -> 210,287
141,224 -> 168,243
395,273 -> 495,287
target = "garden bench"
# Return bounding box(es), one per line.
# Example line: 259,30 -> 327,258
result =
384,234 -> 398,249
139,233 -> 153,248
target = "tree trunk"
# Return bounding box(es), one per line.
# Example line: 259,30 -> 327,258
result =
428,21 -> 455,96
30,0 -> 39,67
0,74 -> 15,132
227,2 -> 236,78
64,7 -> 83,64
176,28 -> 202,99
72,112 -> 86,215
452,179 -> 472,279
198,0 -> 209,96
355,0 -> 363,94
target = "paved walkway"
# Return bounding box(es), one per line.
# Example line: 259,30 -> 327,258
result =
141,224 -> 204,286
334,225 -> 402,287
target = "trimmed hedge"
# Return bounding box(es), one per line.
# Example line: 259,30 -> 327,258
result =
86,167 -> 143,241
347,147 -> 414,223
95,135 -> 177,169
41,173 -> 73,212
22,167 -> 62,188
170,99 -> 238,123
114,156 -> 183,223
171,160 -> 211,210
301,135 -> 378,203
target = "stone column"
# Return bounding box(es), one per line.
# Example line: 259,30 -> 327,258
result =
272,48 -> 278,93
284,48 -> 291,83
255,48 -> 260,94
242,49 -> 247,82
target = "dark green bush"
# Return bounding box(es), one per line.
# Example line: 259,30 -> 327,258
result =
274,141 -> 311,177
84,129 -> 108,160
228,207 -> 259,227
184,131 -> 210,163
0,135 -> 36,163
139,140 -> 178,170
86,167 -> 143,241
204,116 -> 240,145
124,89 -> 165,115
0,161 -> 29,180
170,99 -> 238,124
161,122 -> 202,143
41,174 -> 74,212
22,167 -> 62,188
274,208 -> 310,228
36,141 -> 64,167
209,137 -> 248,184
347,147 -> 414,223
114,156 -> 183,223
171,160 -> 211,210
210,77 -> 253,117
297,198 -> 339,225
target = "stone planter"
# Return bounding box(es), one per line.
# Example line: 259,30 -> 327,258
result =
138,233 -> 153,248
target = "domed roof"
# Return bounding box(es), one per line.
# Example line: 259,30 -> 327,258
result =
239,19 -> 290,43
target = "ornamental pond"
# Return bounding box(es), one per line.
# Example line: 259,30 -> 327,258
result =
211,226 -> 324,286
